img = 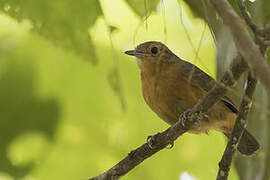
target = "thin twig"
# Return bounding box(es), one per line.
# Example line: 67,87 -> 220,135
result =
236,0 -> 268,52
88,56 -> 248,180
236,0 -> 270,49
236,0 -> 258,34
178,1 -> 214,78
216,73 -> 257,180
259,23 -> 270,47
99,3 -> 126,111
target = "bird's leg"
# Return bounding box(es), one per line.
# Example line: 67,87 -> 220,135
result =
147,132 -> 161,149
195,119 -> 202,130
180,109 -> 203,130
147,133 -> 174,149
180,109 -> 193,127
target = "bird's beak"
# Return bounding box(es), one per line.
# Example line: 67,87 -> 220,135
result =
125,49 -> 147,59
125,49 -> 145,57
125,50 -> 137,56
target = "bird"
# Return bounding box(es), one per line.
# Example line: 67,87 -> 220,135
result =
125,41 -> 259,155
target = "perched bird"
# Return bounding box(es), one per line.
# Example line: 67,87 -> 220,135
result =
125,41 -> 259,155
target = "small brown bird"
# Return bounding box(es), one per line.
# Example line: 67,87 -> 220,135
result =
125,41 -> 259,155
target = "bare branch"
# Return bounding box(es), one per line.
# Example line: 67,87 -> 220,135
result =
236,0 -> 258,34
216,74 -> 257,180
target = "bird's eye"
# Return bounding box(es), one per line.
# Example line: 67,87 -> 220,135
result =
151,47 -> 158,54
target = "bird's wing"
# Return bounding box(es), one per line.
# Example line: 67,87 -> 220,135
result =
221,96 -> 238,113
179,60 -> 238,113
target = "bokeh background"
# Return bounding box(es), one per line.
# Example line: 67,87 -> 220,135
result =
0,0 -> 269,180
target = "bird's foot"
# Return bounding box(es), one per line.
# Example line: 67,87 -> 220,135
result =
195,113 -> 208,130
147,132 -> 174,149
147,132 -> 161,149
180,109 -> 193,128
180,109 -> 202,130
195,118 -> 202,130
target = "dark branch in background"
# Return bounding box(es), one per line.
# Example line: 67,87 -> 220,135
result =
214,0 -> 270,179
236,0 -> 268,53
209,0 -> 270,95
89,56 -> 248,180
258,23 -> 270,47
217,74 -> 257,180
236,0 -> 258,34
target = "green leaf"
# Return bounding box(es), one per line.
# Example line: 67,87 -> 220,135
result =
125,0 -> 160,18
0,0 -> 102,63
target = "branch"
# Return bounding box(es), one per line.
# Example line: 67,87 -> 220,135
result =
89,57 -> 248,180
212,1 -> 269,179
209,0 -> 270,95
236,0 -> 268,52
236,0 -> 258,34
260,23 -> 270,46
216,73 -> 257,180
264,23 -> 270,41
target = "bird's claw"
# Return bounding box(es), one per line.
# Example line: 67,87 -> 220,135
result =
147,132 -> 161,149
180,109 -> 193,127
147,132 -> 174,150
195,119 -> 202,130
180,109 -> 202,130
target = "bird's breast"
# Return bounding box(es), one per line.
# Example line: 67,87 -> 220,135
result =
140,67 -> 185,125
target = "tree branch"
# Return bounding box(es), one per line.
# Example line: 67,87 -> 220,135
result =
209,0 -> 270,95
236,0 -> 258,34
259,23 -> 270,46
236,0 -> 268,52
216,73 -> 257,180
88,56 -> 248,180
212,1 -> 269,179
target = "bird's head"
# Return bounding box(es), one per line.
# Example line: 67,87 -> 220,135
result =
125,41 -> 176,64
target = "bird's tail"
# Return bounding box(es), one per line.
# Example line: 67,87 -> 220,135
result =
224,129 -> 260,156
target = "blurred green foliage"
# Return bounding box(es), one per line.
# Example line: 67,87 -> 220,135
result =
0,0 -> 255,179
125,0 -> 160,18
0,0 -> 102,64
0,54 -> 59,178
